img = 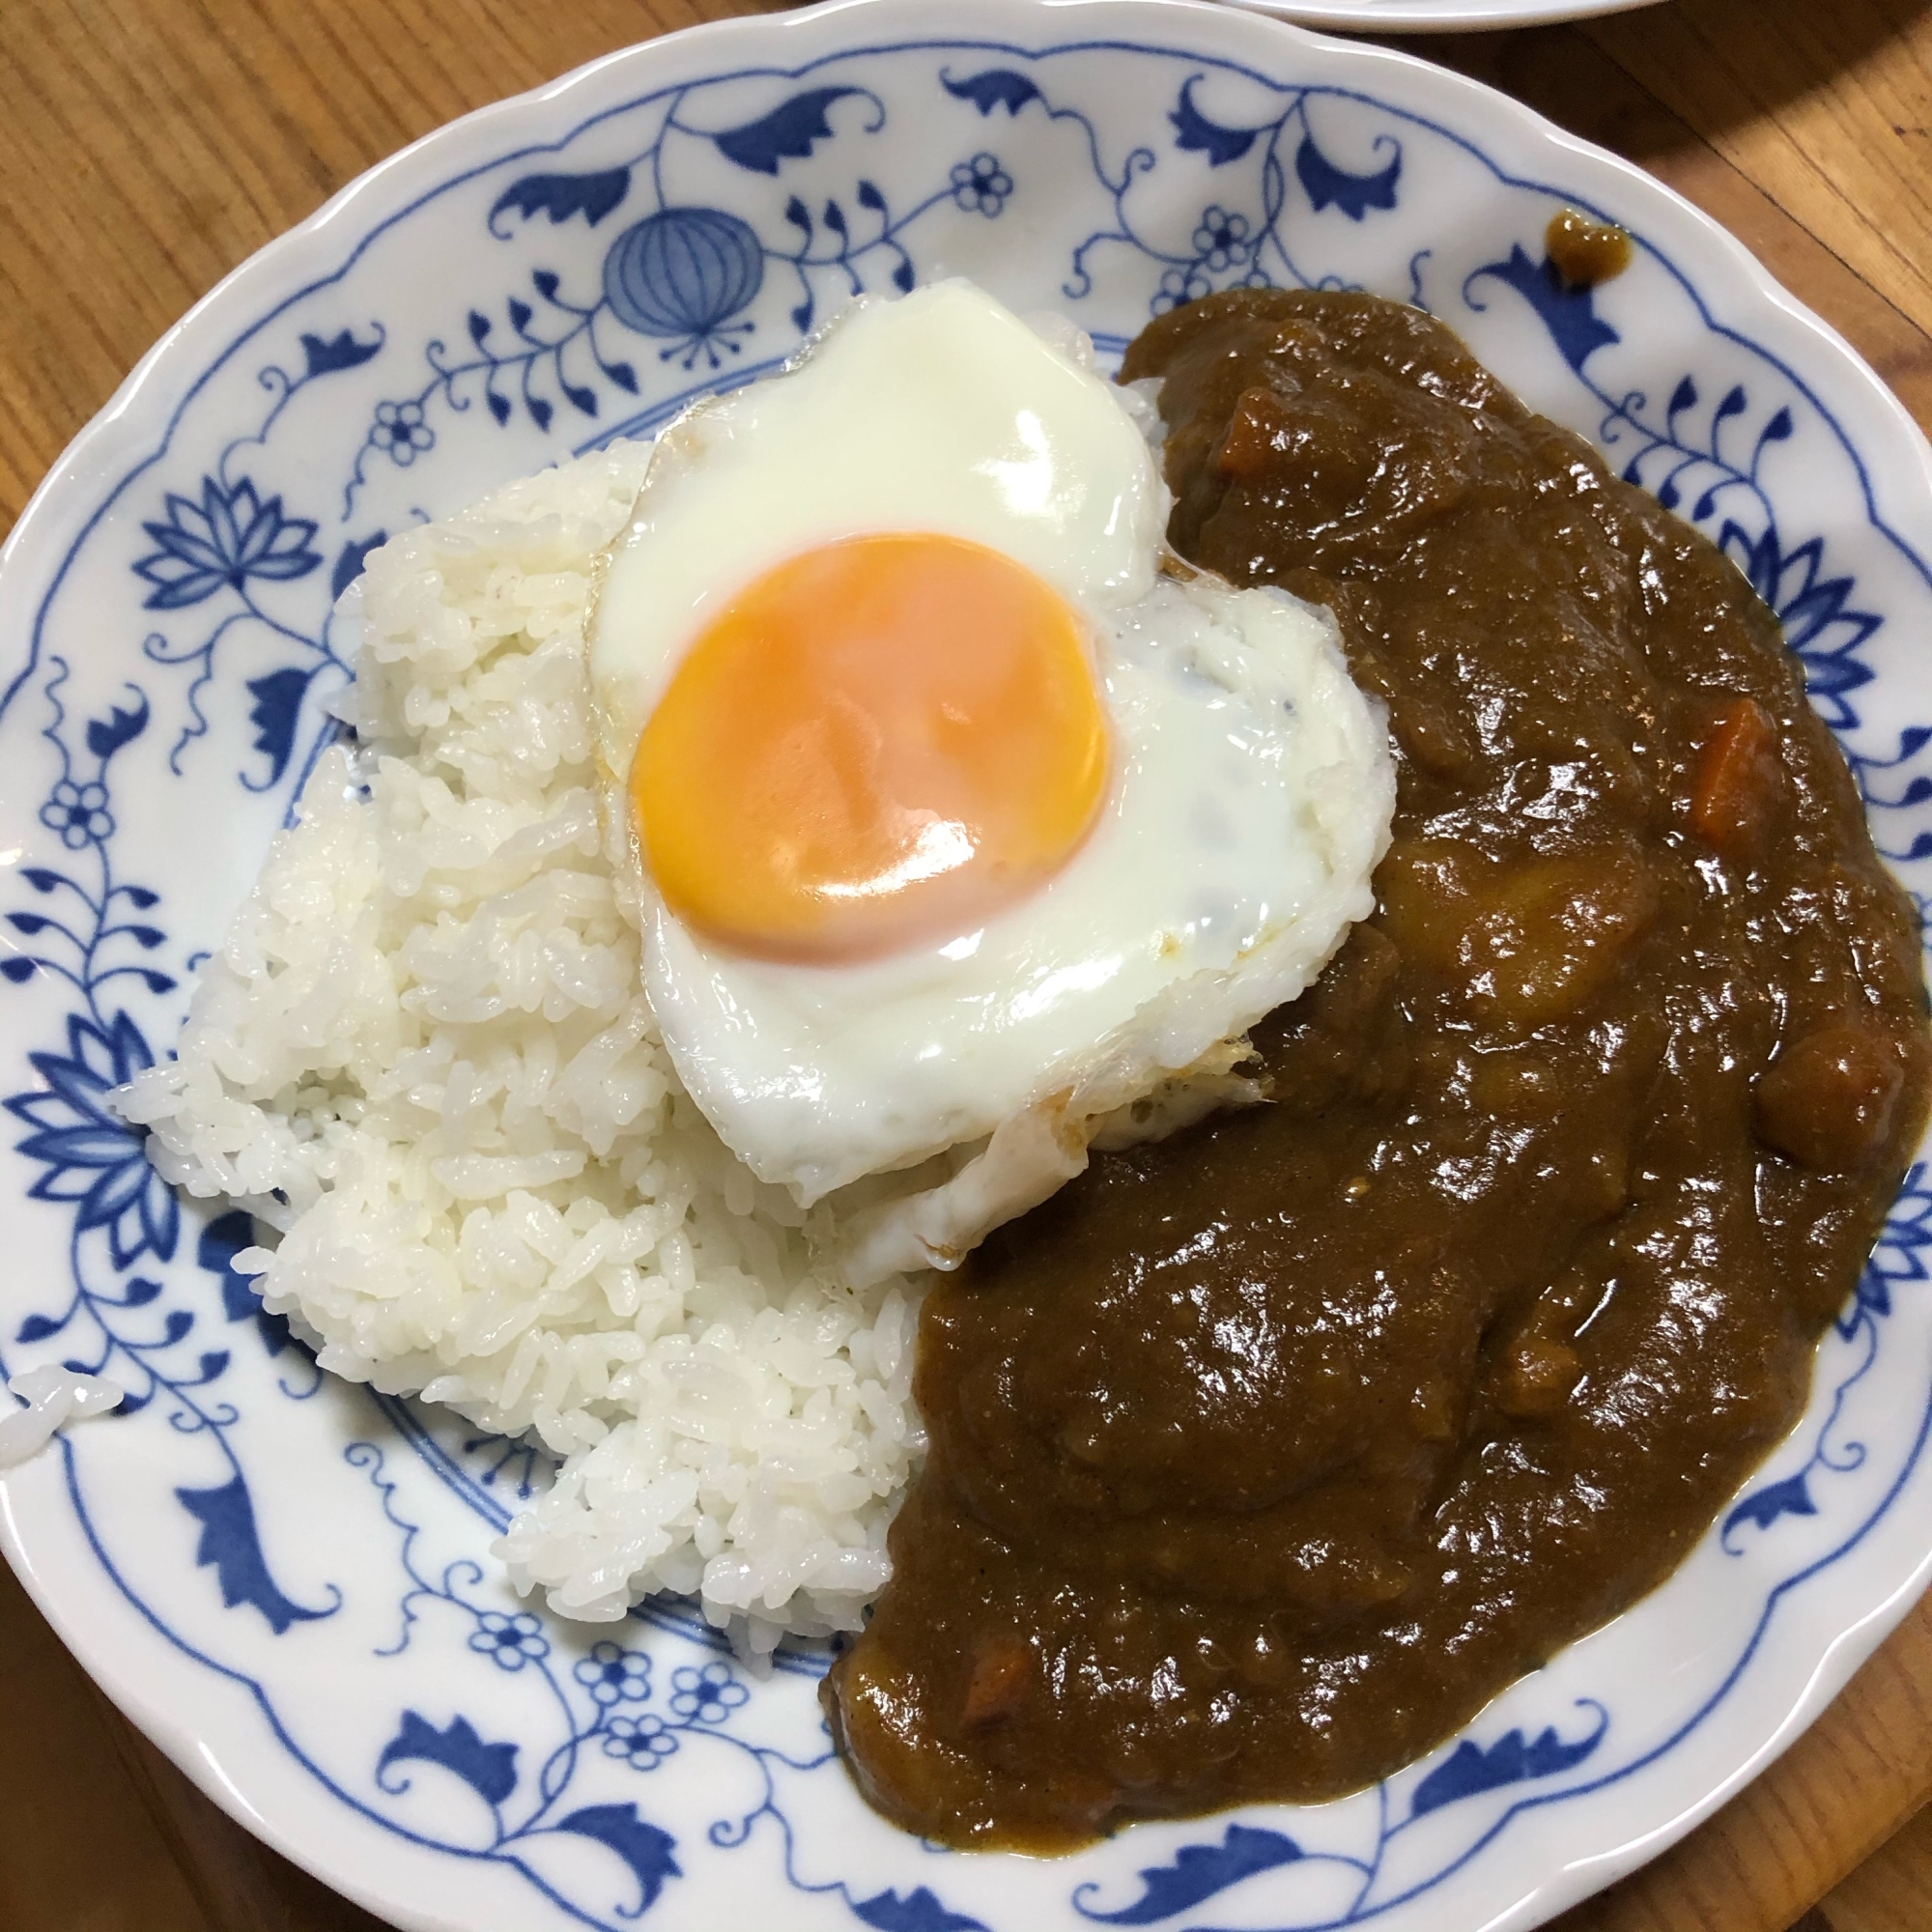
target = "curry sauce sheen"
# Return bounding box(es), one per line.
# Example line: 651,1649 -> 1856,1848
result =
823,290 -> 1932,1849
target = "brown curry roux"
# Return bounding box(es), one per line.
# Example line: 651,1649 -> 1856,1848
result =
825,289 -> 1932,1850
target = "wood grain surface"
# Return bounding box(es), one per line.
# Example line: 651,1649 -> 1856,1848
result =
3,2 -> 1932,1929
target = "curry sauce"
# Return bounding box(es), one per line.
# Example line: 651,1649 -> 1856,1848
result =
825,290 -> 1932,1849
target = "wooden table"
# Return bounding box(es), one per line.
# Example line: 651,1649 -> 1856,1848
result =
3,1 -> 1932,1927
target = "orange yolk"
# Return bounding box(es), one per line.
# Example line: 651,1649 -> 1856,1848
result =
630,532 -> 1109,963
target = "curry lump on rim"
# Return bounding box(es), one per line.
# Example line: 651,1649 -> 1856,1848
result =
824,287 -> 1932,1850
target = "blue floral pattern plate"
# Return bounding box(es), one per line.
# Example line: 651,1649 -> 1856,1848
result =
3,2 -> 1931,1927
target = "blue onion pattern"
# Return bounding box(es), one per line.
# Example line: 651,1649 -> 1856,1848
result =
603,206 -> 765,361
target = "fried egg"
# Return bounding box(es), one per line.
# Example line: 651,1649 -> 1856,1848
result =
588,281 -> 1394,1282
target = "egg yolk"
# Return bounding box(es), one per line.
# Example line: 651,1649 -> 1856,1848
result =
631,532 -> 1109,963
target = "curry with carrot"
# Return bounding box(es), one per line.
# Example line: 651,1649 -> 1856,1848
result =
825,289 -> 1932,1849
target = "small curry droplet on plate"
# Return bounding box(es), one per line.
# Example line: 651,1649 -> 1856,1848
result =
1547,208 -> 1634,289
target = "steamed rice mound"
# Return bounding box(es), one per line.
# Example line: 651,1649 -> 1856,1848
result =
118,445 -> 926,1655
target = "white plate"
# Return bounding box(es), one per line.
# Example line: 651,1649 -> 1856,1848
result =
1224,0 -> 1663,34
3,2 -> 1930,1929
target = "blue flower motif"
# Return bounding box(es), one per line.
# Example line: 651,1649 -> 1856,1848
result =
1721,521 -> 1882,730
370,399 -> 434,466
950,152 -> 1012,217
39,780 -> 114,851
573,1639 -> 651,1706
1151,266 -> 1211,316
1850,1161 -> 1932,1325
133,476 -> 323,611
1192,205 -> 1253,271
5,1011 -> 177,1269
468,1610 -> 549,1670
668,1661 -> 748,1723
602,1713 -> 678,1770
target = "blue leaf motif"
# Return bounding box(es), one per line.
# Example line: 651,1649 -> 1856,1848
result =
85,694 -> 149,761
23,1126 -> 136,1168
1725,1469 -> 1818,1538
1410,1708 -> 1607,1819
377,1710 -> 519,1806
490,166 -> 631,229
942,69 -> 1041,118
1170,77 -> 1257,167
1783,577 -> 1868,649
15,1312 -> 64,1344
177,1477 -> 335,1634
22,868 -> 62,893
1073,1823 -> 1302,1924
1294,130 -> 1401,220
1,959 -> 36,983
1802,653 -> 1878,704
712,88 -> 860,175
330,531 -> 387,603
199,1209 -> 258,1318
1467,244 -> 1621,373
553,1804 -> 681,1913
200,1218 -> 294,1359
300,328 -> 382,378
854,1887 -> 988,1932
244,668 -> 313,786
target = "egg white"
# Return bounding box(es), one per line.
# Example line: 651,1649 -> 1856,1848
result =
588,282 -> 1395,1281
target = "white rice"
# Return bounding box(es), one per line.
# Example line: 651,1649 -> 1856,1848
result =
116,445 -> 926,1654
